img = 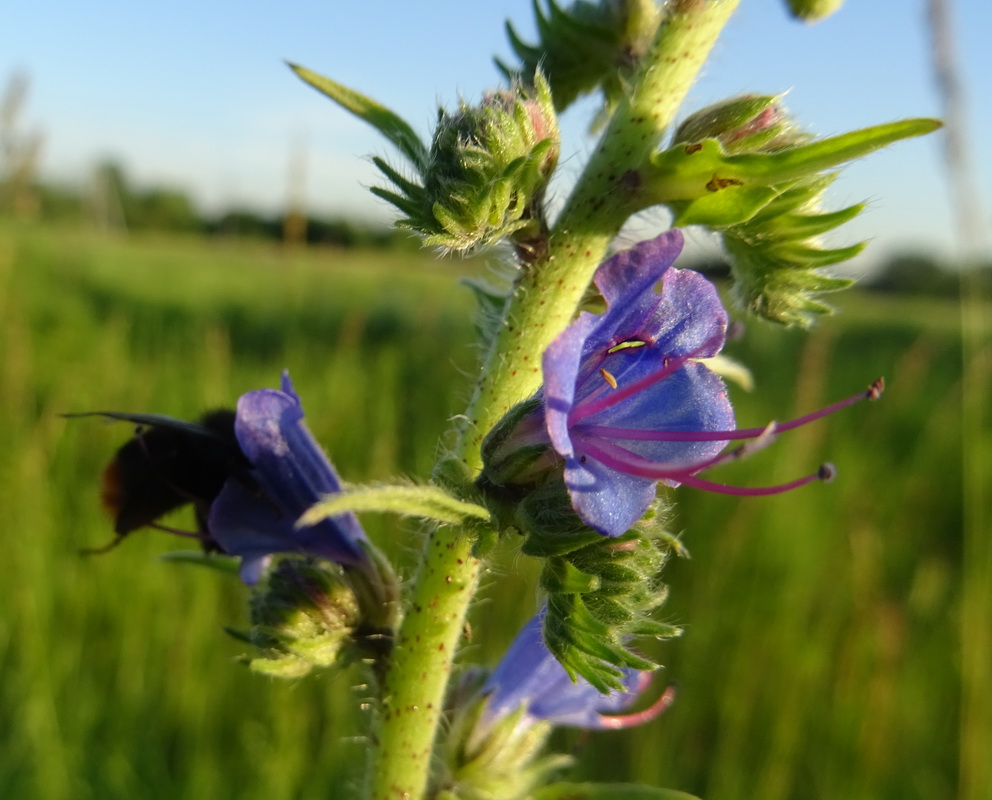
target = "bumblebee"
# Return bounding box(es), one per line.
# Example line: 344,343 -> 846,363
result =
70,409 -> 252,553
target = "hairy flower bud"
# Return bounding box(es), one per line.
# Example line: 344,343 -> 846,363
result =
374,73 -> 560,252
479,397 -> 559,491
674,94 -> 809,154
242,558 -> 362,679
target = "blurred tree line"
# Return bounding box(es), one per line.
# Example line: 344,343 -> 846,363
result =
1,72 -> 416,251
30,159 -> 418,251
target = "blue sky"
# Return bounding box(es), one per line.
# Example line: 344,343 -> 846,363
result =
3,1 -> 990,267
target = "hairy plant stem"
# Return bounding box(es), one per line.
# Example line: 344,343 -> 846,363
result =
368,3 -> 739,798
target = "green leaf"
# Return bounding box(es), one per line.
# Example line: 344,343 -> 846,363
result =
533,783 -> 703,800
298,483 -> 491,528
729,118 -> 942,184
648,119 -> 940,207
288,62 -> 427,166
159,550 -> 239,576
669,185 -> 779,227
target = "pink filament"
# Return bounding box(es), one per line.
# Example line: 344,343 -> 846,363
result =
598,684 -> 677,730
578,378 -> 885,444
576,431 -> 832,496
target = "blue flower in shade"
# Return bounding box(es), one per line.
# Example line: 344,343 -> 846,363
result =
540,229 -> 882,537
481,613 -> 673,732
209,372 -> 369,584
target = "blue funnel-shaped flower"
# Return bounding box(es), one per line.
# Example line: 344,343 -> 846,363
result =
480,613 -> 670,732
209,372 -> 369,584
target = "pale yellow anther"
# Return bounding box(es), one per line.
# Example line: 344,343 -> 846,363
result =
606,340 -> 647,354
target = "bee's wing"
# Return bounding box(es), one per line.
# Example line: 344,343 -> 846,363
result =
65,411 -> 229,440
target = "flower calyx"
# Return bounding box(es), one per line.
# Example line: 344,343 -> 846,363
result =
231,557 -> 365,679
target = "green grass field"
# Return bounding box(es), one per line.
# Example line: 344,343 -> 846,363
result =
0,222 -> 984,799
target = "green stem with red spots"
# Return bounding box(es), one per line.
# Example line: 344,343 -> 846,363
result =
368,3 -> 740,798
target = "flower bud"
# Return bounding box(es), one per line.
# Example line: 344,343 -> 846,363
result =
386,73 -> 560,252
478,397 -> 558,491
674,94 -> 809,154
785,0 -> 844,23
243,558 -> 362,678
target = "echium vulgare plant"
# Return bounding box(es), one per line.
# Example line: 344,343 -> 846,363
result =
75,1 -> 938,798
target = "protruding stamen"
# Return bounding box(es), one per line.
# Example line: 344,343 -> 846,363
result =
599,368 -> 618,389
676,468 -> 827,497
576,379 -> 885,444
599,683 -> 677,730
818,462 -> 837,482
575,433 -> 833,496
575,436 -> 749,481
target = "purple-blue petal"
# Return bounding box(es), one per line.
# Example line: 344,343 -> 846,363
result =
541,232 -> 735,537
594,229 -> 684,306
561,456 -> 658,540
208,372 -> 368,583
482,614 -> 646,730
544,311 -> 599,459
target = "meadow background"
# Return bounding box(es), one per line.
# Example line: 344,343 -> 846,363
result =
0,218 -> 984,800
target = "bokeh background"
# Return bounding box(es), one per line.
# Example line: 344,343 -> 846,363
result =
1,2 -> 989,799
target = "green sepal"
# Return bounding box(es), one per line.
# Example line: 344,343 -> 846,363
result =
533,783 -> 703,800
240,558 -> 363,679
298,483 -> 491,528
723,232 -> 855,325
158,550 -> 239,576
516,483 -> 605,557
669,185 -> 780,227
765,240 -> 865,268
439,670 -> 569,800
288,62 -> 427,166
626,618 -> 682,639
767,203 -> 864,237
471,527 -> 501,560
540,558 -> 601,594
222,626 -> 253,644
367,73 -> 560,252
